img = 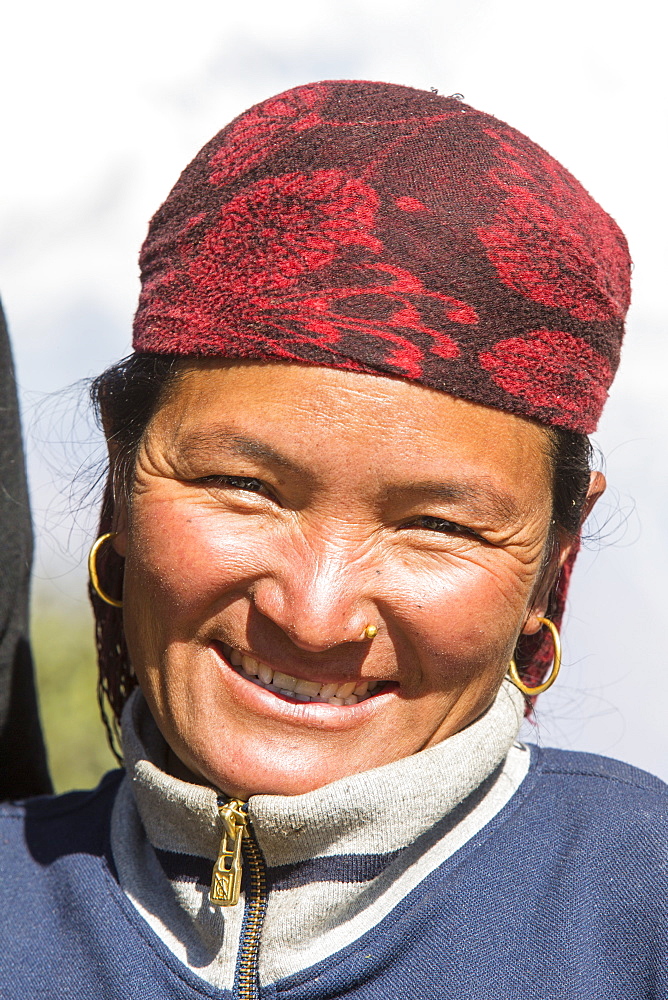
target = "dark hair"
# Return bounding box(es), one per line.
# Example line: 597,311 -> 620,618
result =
90,354 -> 594,756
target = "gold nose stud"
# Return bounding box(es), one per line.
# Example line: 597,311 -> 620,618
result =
363,624 -> 378,640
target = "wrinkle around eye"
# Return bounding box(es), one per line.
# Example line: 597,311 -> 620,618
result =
190,474 -> 280,504
400,515 -> 490,544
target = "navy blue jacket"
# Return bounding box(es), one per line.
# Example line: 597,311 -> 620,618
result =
1,746 -> 667,999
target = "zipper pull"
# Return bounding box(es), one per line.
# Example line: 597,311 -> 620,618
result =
210,798 -> 248,906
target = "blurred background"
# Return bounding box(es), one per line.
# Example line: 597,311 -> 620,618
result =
1,0 -> 666,791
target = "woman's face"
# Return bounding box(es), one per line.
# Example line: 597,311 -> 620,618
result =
114,361 -> 570,798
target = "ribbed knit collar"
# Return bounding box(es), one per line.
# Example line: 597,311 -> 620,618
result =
121,680 -> 525,867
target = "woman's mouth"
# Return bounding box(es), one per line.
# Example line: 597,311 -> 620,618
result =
217,642 -> 385,705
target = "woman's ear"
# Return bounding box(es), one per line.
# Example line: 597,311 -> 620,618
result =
582,470 -> 606,522
522,470 -> 606,635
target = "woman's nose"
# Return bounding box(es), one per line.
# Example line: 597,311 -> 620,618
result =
250,540 -> 377,651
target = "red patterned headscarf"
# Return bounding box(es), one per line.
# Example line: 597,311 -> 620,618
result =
134,79 -> 630,434
130,80 -> 630,697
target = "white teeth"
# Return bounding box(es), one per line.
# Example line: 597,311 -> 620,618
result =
241,655 -> 260,676
226,645 -> 383,706
294,678 -> 323,696
318,683 -> 339,700
273,671 -> 297,692
258,663 -> 273,685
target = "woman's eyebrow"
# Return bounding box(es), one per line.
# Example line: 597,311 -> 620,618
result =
177,428 -> 307,476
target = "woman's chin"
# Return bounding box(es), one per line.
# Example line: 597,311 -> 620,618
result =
165,703 -> 412,798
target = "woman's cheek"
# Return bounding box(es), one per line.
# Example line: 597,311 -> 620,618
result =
126,494 -> 273,621
396,554 -> 530,673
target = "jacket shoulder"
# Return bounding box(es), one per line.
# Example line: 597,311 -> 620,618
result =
532,744 -> 668,796
0,768 -> 124,865
525,745 -> 668,849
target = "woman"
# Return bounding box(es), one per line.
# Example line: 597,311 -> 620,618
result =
2,81 -> 666,998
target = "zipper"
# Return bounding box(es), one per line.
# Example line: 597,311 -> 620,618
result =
210,799 -> 247,906
234,830 -> 267,1000
210,796 -> 268,1000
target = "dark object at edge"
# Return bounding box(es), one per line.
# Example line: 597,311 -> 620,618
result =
0,298 -> 51,797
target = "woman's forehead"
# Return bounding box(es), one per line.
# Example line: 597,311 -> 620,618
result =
160,359 -> 549,437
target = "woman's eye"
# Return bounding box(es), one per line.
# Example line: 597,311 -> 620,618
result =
195,475 -> 269,495
405,515 -> 480,539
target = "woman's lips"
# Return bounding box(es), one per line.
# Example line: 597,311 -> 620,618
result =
214,641 -> 394,707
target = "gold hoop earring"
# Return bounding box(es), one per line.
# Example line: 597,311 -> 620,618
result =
88,532 -> 123,608
507,616 -> 561,696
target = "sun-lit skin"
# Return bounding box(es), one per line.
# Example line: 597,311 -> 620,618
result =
111,361 -> 602,799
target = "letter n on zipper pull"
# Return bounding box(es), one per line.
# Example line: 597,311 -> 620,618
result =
210,798 -> 248,906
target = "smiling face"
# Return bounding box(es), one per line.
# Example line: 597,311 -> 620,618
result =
113,361 -> 570,798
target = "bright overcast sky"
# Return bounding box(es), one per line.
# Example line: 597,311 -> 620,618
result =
1,0 -> 667,777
